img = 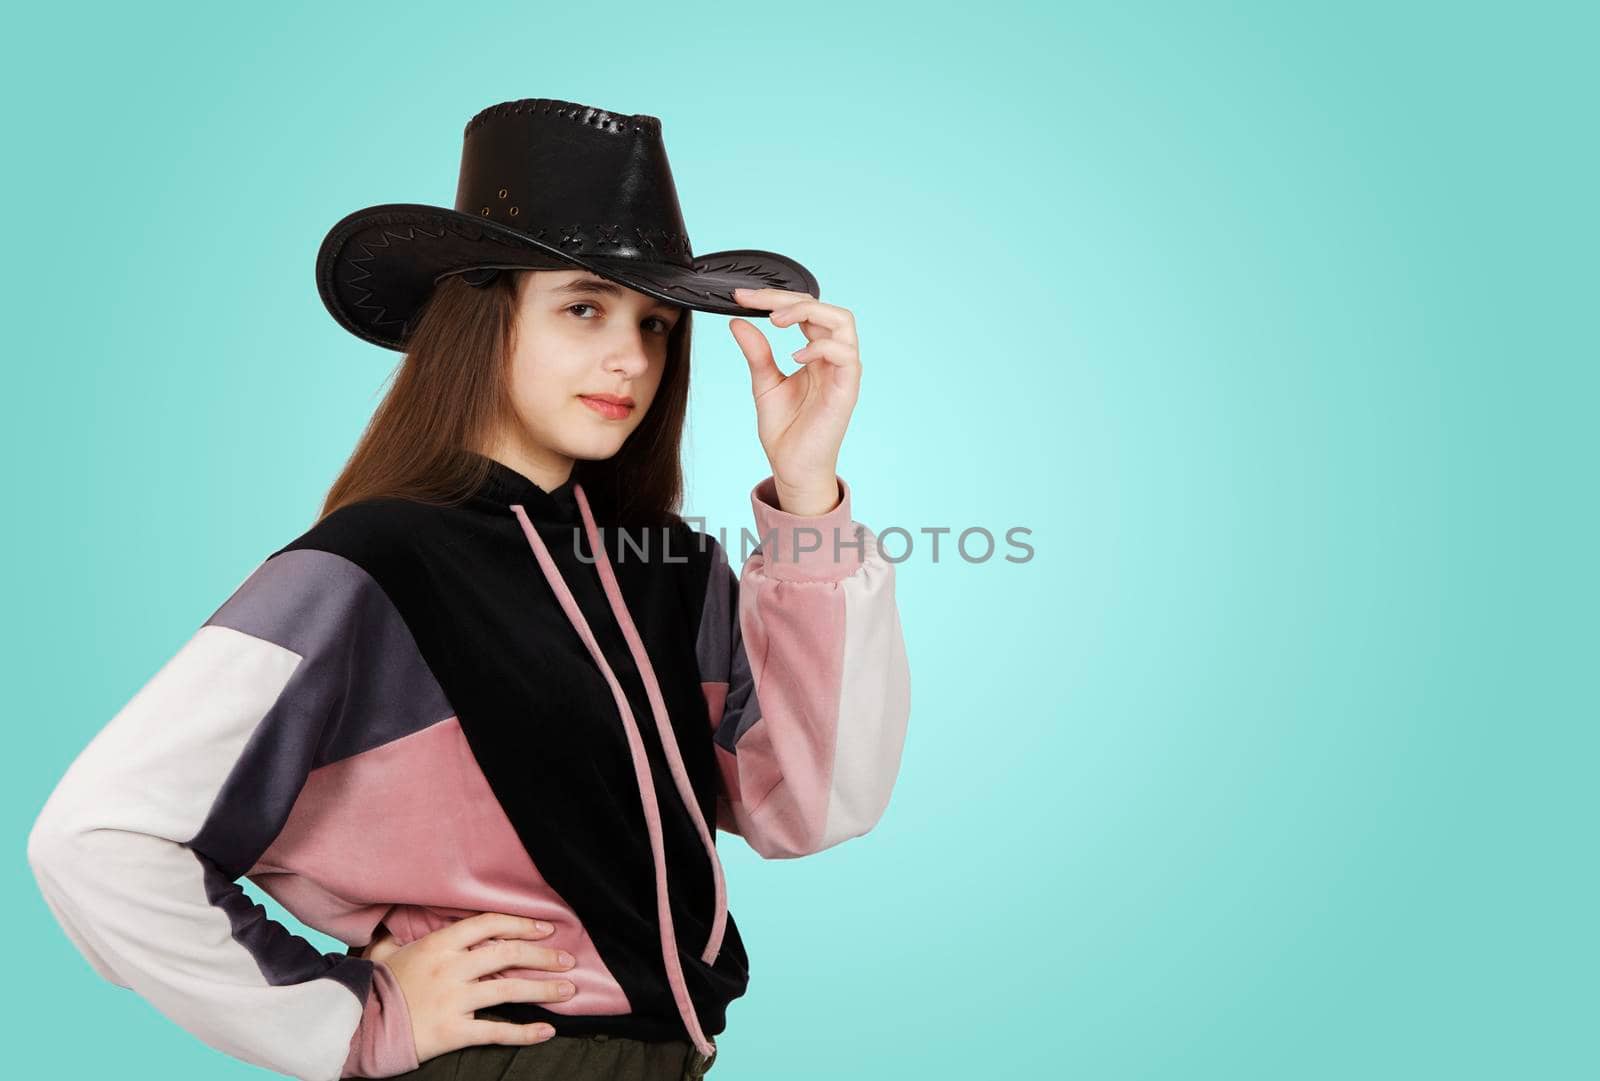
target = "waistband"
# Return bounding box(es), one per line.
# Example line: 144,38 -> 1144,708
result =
475,1000 -> 711,1044
476,1008 -> 718,1078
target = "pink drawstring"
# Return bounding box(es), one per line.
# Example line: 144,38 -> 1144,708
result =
570,485 -> 729,966
508,487 -> 721,1059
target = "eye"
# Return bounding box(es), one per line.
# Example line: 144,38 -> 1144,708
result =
567,303 -> 675,335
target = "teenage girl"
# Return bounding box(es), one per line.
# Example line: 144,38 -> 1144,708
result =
28,265 -> 911,1081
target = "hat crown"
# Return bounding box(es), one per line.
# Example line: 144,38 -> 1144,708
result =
452,97 -> 695,267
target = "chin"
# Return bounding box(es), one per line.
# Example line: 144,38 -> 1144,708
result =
561,433 -> 633,462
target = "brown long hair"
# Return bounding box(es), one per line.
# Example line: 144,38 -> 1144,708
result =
318,269 -> 693,528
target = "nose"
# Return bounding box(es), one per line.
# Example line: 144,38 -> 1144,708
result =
604,328 -> 656,378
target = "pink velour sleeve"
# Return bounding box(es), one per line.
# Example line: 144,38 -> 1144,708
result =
694,474 -> 911,859
342,959 -> 417,1078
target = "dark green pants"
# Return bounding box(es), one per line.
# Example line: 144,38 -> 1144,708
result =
387,1010 -> 718,1080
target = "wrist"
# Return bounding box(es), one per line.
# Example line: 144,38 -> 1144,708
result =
771,474 -> 842,517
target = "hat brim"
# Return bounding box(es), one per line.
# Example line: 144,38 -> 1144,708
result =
315,203 -> 820,351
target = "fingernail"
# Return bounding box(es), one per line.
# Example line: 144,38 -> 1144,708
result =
558,981 -> 576,996
538,1024 -> 556,1038
558,951 -> 576,967
535,921 -> 553,934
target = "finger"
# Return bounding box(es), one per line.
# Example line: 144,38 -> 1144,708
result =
464,975 -> 578,1010
440,913 -> 553,952
790,338 -> 861,371
732,285 -> 816,311
459,938 -> 575,981
467,1018 -> 557,1045
768,300 -> 857,346
769,303 -> 832,346
729,318 -> 786,398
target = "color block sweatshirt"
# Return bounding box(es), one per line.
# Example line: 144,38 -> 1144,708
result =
26,454 -> 911,1080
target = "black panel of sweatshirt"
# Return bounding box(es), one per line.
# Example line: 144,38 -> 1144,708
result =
275,454 -> 748,1042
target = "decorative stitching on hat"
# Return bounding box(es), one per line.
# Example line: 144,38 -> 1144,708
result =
342,224 -> 451,328
467,206 -> 691,260
622,258 -> 804,304
550,222 -> 692,260
463,97 -> 660,139
326,209 -> 807,346
333,213 -> 651,329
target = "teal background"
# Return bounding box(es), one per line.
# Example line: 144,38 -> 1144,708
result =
4,2 -> 1594,1077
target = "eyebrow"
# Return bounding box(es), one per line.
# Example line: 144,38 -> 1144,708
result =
550,276 -> 678,315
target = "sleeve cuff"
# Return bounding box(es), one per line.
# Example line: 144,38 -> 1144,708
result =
342,959 -> 420,1078
749,475 -> 868,582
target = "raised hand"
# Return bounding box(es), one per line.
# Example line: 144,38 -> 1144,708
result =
728,285 -> 862,517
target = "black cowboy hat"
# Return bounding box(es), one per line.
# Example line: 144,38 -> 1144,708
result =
315,96 -> 820,352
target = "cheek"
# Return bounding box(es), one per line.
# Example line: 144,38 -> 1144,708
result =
639,351 -> 670,402
505,348 -> 575,422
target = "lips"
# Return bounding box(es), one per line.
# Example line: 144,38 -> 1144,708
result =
579,394 -> 634,420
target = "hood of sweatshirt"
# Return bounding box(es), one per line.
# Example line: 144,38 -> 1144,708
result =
462,453 -> 582,523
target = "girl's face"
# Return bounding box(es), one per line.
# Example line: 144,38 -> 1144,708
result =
499,269 -> 683,477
